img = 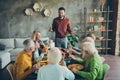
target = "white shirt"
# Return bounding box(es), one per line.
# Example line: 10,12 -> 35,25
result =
37,64 -> 75,80
34,49 -> 39,59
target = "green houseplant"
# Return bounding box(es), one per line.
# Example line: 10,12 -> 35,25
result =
67,25 -> 81,47
67,34 -> 79,47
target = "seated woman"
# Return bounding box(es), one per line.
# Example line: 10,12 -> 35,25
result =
31,30 -> 45,46
13,39 -> 40,80
86,33 -> 96,41
37,47 -> 75,80
70,42 -> 109,80
82,36 -> 95,46
31,30 -> 48,62
82,33 -> 105,62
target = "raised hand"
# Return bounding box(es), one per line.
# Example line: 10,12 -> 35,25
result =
49,27 -> 54,32
71,68 -> 78,73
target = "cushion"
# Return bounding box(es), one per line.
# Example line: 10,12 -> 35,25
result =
0,43 -> 6,50
41,37 -> 49,45
0,38 -> 14,49
0,51 -> 11,69
14,37 -> 49,48
41,37 -> 49,41
4,48 -> 13,52
9,48 -> 23,61
14,38 -> 29,48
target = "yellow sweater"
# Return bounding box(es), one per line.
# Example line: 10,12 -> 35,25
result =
14,50 -> 33,80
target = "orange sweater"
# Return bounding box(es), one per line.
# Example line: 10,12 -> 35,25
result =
14,50 -> 33,80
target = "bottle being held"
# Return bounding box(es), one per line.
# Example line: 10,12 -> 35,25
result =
38,40 -> 45,47
49,40 -> 55,48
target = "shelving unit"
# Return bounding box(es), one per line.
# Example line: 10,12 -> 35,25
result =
119,32 -> 120,54
88,11 -> 113,14
80,30 -> 112,33
87,20 -> 112,23
95,39 -> 112,41
81,7 -> 113,54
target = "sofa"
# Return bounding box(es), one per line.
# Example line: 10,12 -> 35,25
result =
0,37 -> 54,69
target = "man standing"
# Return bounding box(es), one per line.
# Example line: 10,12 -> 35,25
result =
49,7 -> 75,48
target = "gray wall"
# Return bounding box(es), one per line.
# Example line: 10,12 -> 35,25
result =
0,0 -> 101,39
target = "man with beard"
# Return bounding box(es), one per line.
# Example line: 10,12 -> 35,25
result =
49,7 -> 75,48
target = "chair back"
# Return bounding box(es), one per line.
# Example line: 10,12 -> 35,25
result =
7,64 -> 14,80
103,64 -> 110,80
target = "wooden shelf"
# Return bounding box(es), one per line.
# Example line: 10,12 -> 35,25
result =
88,20 -> 112,23
80,30 -> 99,32
97,48 -> 111,50
95,39 -> 112,41
80,30 -> 112,33
101,30 -> 112,32
80,8 -> 113,54
80,21 -> 112,24
88,11 -> 113,13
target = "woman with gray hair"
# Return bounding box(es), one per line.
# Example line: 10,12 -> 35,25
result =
82,34 -> 105,63
14,39 -> 40,80
37,47 -> 75,80
82,36 -> 95,46
70,42 -> 110,80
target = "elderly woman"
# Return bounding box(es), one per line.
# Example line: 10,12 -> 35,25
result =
14,39 -> 40,80
86,33 -> 96,41
82,34 -> 105,63
37,47 -> 75,80
82,36 -> 95,46
70,42 -> 109,80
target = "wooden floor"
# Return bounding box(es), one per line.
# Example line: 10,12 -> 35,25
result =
101,55 -> 120,80
0,54 -> 120,80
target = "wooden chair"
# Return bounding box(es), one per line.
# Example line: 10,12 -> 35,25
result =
6,64 -> 14,80
103,64 -> 110,80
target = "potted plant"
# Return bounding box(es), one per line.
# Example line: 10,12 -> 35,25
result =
67,25 -> 80,47
67,34 -> 79,47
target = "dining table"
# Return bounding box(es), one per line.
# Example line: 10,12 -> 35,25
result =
24,48 -> 85,80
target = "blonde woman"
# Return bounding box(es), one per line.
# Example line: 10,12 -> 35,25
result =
31,30 -> 46,63
31,30 -> 45,46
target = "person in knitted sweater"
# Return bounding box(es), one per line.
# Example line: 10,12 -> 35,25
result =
14,39 -> 40,80
70,42 -> 109,80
